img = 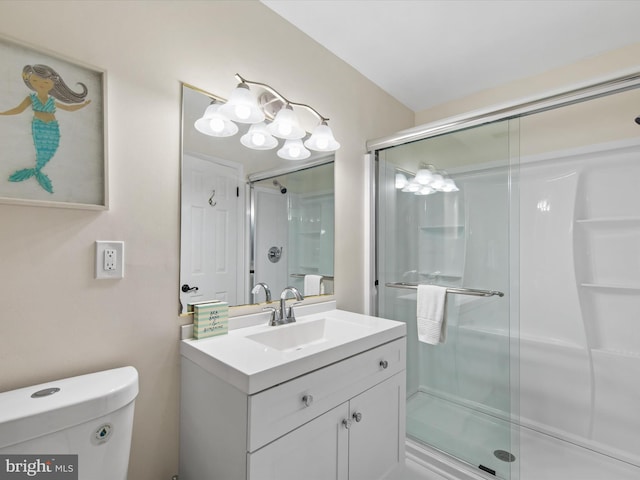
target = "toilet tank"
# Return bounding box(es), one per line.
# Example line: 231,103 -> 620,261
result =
0,366 -> 139,480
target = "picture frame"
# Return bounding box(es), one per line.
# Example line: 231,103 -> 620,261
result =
0,34 -> 108,210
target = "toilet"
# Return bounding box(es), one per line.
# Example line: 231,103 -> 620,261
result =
0,366 -> 139,480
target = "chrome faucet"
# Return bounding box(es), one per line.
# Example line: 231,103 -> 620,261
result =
278,286 -> 304,324
251,282 -> 272,303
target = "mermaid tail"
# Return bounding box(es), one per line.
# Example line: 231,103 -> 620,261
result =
9,168 -> 53,193
8,118 -> 59,193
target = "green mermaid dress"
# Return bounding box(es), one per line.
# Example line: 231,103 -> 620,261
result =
9,93 -> 60,193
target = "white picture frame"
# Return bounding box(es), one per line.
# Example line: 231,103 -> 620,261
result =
0,34 -> 108,210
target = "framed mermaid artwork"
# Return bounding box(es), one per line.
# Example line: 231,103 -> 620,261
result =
0,35 -> 107,209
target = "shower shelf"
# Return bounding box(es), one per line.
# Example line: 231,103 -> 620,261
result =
581,283 -> 640,292
576,217 -> 640,224
419,225 -> 465,230
417,273 -> 462,279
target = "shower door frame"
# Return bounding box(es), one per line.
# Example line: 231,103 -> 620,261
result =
365,69 -> 640,478
365,68 -> 640,313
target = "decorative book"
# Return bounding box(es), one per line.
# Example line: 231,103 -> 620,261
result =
192,302 -> 229,339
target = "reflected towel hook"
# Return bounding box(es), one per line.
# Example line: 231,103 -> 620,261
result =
208,190 -> 217,207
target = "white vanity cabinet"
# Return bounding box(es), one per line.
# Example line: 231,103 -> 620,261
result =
180,337 -> 406,480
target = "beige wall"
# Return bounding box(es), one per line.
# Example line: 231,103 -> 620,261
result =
0,2 -> 412,479
415,42 -> 640,127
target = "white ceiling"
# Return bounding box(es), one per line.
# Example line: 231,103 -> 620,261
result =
261,0 -> 640,112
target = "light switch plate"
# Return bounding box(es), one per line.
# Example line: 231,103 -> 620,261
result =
95,241 -> 124,279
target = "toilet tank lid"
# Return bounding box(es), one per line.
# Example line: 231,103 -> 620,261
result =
0,366 -> 139,449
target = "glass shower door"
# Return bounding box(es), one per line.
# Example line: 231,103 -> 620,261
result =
377,120 -> 518,479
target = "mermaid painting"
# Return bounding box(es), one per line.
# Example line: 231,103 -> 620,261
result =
0,64 -> 91,193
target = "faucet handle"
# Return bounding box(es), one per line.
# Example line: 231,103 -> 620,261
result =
262,307 -> 278,326
286,301 -> 303,323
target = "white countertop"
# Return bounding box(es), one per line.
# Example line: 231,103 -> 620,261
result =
180,305 -> 406,395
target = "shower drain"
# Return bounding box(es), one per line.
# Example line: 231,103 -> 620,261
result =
494,449 -> 516,462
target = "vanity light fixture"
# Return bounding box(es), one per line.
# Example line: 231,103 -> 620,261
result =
194,73 -> 340,160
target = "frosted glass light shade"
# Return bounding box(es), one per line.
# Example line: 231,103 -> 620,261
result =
240,122 -> 278,150
194,103 -> 238,137
415,186 -> 436,195
430,174 -> 445,190
402,181 -> 420,193
277,138 -> 311,160
415,168 -> 434,185
304,122 -> 340,152
267,105 -> 305,140
219,83 -> 265,124
441,178 -> 459,192
395,173 -> 408,189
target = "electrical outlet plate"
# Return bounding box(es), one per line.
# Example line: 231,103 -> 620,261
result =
95,241 -> 124,279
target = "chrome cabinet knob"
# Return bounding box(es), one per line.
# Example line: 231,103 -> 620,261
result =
352,412 -> 363,422
379,360 -> 389,369
342,418 -> 352,429
302,394 -> 314,407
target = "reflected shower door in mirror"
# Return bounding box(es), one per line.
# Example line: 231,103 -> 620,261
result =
180,84 -> 335,313
250,164 -> 334,304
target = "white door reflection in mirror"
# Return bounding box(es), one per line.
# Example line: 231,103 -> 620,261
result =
180,153 -> 244,309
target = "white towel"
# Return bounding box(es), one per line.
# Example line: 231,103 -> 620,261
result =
417,285 -> 448,345
304,275 -> 324,296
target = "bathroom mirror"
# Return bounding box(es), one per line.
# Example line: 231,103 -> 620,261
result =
180,84 -> 335,313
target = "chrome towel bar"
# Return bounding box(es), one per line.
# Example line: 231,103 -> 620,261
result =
385,282 -> 504,297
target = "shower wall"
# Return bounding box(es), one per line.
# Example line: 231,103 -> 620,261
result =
518,138 -> 640,467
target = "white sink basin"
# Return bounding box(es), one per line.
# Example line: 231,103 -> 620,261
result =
246,317 -> 364,352
180,307 -> 406,394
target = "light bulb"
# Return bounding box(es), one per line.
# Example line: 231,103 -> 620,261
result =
289,146 -> 301,158
277,138 -> 310,160
210,117 -> 225,133
219,82 -> 265,124
194,102 -> 238,137
316,138 -> 329,150
304,122 -> 340,152
251,132 -> 266,147
268,105 -> 305,140
240,122 -> 277,150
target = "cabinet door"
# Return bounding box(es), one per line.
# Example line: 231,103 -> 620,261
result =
248,403 -> 349,480
348,373 -> 405,480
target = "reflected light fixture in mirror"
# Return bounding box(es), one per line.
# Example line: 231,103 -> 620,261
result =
396,165 -> 459,195
195,73 -> 340,160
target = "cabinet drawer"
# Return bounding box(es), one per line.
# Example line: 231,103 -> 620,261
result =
248,337 -> 406,451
